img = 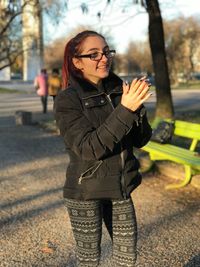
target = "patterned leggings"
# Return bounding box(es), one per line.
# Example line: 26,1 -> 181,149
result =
65,198 -> 137,267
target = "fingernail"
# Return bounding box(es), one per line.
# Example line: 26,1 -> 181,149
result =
139,76 -> 146,81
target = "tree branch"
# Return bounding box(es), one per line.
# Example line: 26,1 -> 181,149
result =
99,11 -> 145,28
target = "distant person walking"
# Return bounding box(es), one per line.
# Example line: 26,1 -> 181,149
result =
48,68 -> 62,102
34,69 -> 48,113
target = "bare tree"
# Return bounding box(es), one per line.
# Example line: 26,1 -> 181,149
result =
183,17 -> 200,79
164,18 -> 186,85
0,0 -> 67,71
0,1 -> 26,70
164,16 -> 200,85
124,41 -> 153,75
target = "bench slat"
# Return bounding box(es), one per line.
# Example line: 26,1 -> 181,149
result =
144,142 -> 196,156
143,142 -> 200,168
174,120 -> 200,140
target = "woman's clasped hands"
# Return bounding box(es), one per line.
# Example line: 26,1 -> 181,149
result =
121,76 -> 152,112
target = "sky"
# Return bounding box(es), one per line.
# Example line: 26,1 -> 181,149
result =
44,0 -> 200,53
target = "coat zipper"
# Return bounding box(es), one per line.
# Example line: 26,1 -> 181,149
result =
106,93 -> 127,199
78,160 -> 103,184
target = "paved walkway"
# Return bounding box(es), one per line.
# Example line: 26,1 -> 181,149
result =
0,93 -> 200,267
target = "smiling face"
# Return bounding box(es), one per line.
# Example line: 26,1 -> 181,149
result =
72,35 -> 112,84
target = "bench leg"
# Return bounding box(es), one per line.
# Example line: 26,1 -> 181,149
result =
165,165 -> 192,189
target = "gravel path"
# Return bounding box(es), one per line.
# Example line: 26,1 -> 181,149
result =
0,93 -> 199,267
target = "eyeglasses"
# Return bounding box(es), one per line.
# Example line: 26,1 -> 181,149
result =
76,50 -> 116,61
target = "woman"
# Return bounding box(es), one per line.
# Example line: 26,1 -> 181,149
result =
34,68 -> 48,113
48,68 -> 62,102
54,30 -> 152,267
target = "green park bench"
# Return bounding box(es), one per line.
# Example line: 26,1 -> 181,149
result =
141,120 -> 200,189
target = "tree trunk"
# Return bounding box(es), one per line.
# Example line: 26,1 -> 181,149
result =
146,0 -> 174,119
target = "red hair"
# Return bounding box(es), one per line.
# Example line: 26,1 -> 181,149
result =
62,30 -> 105,89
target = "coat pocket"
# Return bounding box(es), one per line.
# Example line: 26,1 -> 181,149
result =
78,160 -> 103,184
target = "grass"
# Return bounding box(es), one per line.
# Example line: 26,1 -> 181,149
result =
176,110 -> 200,123
148,81 -> 200,91
172,81 -> 200,90
148,110 -> 200,124
0,87 -> 21,93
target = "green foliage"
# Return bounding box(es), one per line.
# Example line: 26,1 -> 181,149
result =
0,88 -> 20,93
172,81 -> 200,90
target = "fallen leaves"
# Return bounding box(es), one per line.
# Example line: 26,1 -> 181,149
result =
41,240 -> 57,254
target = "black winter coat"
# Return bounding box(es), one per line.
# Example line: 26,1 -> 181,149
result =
54,72 -> 152,200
